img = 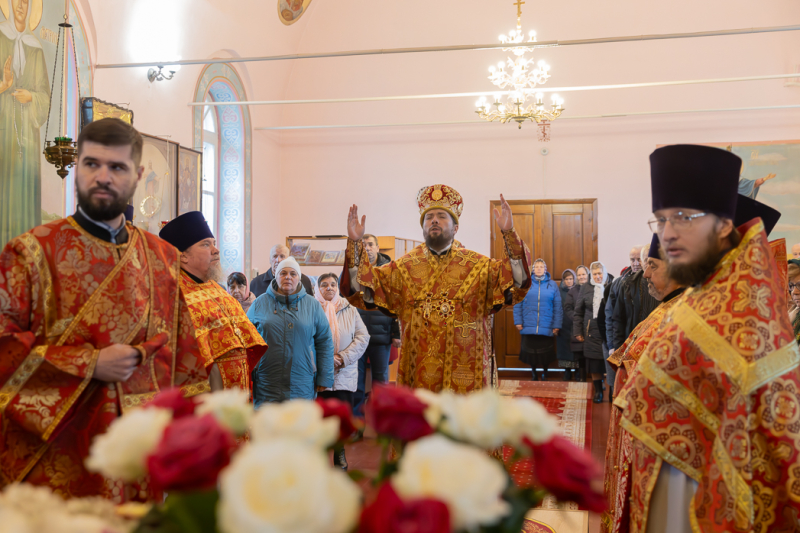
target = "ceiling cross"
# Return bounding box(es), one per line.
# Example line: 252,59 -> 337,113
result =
514,0 -> 525,19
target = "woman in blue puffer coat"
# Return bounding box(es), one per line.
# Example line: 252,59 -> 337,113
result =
513,258 -> 563,381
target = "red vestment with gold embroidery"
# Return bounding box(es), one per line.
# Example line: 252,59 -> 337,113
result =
615,219 -> 800,533
0,218 -> 209,501
342,231 -> 531,393
178,272 -> 267,391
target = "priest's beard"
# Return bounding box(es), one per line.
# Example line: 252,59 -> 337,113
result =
205,261 -> 224,284
423,226 -> 455,252
76,180 -> 135,222
666,232 -> 727,287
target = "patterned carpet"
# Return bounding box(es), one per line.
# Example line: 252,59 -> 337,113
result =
500,380 -> 593,531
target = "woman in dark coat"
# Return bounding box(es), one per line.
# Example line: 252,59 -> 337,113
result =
564,265 -> 589,381
573,261 -> 613,403
556,269 -> 578,381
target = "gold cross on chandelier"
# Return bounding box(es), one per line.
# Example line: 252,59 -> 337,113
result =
514,0 -> 525,21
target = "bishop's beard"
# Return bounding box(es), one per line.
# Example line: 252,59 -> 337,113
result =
666,231 -> 726,287
423,226 -> 455,251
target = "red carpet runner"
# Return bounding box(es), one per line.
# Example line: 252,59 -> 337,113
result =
499,381 -> 593,512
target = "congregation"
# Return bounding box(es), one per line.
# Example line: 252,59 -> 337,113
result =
2,116 -> 800,533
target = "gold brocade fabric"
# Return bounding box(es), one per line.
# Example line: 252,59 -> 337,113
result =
601,295 -> 682,533
348,233 -> 531,393
615,219 -> 800,533
179,272 -> 267,391
0,218 -> 208,501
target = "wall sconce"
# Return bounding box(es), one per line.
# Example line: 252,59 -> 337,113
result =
147,65 -> 178,82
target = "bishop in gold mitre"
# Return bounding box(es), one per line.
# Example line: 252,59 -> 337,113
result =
341,185 -> 531,393
160,212 -> 267,393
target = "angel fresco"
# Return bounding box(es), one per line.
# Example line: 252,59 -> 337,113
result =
0,0 -> 49,249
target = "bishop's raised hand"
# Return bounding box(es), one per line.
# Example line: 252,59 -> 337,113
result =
493,194 -> 514,232
347,204 -> 366,241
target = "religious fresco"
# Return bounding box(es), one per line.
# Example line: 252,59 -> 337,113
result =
0,0 -> 92,249
278,0 -> 313,25
131,134 -> 178,235
178,146 -> 202,216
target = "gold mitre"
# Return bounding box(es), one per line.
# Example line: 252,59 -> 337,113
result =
417,184 -> 464,226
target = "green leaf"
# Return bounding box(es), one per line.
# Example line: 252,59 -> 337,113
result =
161,490 -> 220,533
347,469 -> 368,482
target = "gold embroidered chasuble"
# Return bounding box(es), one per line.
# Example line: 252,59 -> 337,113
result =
0,218 -> 209,501
179,272 -> 267,391
601,292 -> 683,533
344,231 -> 531,393
614,219 -> 800,533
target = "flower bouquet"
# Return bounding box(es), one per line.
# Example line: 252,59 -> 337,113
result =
1,384 -> 604,533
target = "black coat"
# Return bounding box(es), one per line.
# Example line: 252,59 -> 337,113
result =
611,271 -> 659,349
572,279 -> 613,361
563,284 -> 585,353
250,269 -> 314,299
354,253 -> 400,346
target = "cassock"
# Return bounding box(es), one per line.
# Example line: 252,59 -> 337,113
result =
0,212 -> 209,501
615,146 -> 800,533
160,212 -> 267,392
343,184 -> 531,393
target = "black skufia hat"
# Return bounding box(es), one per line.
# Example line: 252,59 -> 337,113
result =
650,144 -> 741,219
647,233 -> 661,260
159,211 -> 214,252
734,194 -> 781,237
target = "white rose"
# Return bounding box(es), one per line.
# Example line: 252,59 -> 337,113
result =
414,388 -> 447,428
500,396 -> 558,446
85,408 -> 172,480
218,440 -> 360,533
438,388 -> 510,448
0,508 -> 32,533
393,434 -> 510,529
250,400 -> 338,449
196,388 -> 253,436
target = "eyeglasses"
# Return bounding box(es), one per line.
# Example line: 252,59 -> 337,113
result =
790,282 -> 800,292
648,212 -> 710,233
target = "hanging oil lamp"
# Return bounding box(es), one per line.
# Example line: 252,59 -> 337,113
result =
43,4 -> 82,179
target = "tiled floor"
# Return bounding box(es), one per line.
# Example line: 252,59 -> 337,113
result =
336,379 -> 613,533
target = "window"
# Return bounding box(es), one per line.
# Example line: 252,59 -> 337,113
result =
202,97 -> 218,235
193,64 -> 252,278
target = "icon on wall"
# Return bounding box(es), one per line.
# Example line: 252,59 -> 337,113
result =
278,0 -> 313,25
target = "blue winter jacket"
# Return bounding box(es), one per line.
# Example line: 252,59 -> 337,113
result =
247,281 -> 334,407
513,272 -> 563,336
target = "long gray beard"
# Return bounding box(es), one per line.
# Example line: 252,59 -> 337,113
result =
205,262 -> 224,284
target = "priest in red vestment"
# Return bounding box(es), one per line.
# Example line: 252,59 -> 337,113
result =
615,145 -> 800,533
341,185 -> 531,393
160,212 -> 267,393
0,119 -> 210,501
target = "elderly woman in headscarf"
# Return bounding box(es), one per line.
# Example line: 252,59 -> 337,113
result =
573,261 -> 614,403
556,269 -> 579,381
564,265 -> 590,382
227,272 -> 256,313
513,259 -> 563,381
314,273 -> 369,471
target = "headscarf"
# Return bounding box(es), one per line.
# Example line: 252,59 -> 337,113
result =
314,280 -> 341,354
589,261 -> 608,319
560,269 -> 577,290
532,258 -> 547,282
0,16 -> 42,80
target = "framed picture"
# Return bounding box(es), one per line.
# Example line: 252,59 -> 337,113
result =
290,243 -> 311,262
80,97 -> 134,129
131,134 -> 178,233
178,146 -> 202,216
336,251 -> 347,264
278,0 -> 313,25
307,250 -> 323,264
321,251 -> 339,264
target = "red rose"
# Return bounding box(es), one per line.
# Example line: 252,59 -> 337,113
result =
316,397 -> 359,441
145,388 -> 196,418
524,435 -> 606,513
147,414 -> 236,492
360,483 -> 450,533
366,384 -> 433,442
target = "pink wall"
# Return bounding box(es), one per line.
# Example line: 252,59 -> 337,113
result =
80,0 -> 800,275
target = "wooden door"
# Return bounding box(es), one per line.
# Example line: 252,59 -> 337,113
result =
490,199 -> 598,371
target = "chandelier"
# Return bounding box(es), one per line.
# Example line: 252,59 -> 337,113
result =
475,0 -> 564,136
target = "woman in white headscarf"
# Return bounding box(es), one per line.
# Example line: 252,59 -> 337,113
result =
573,261 -> 613,403
314,273 -> 369,471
